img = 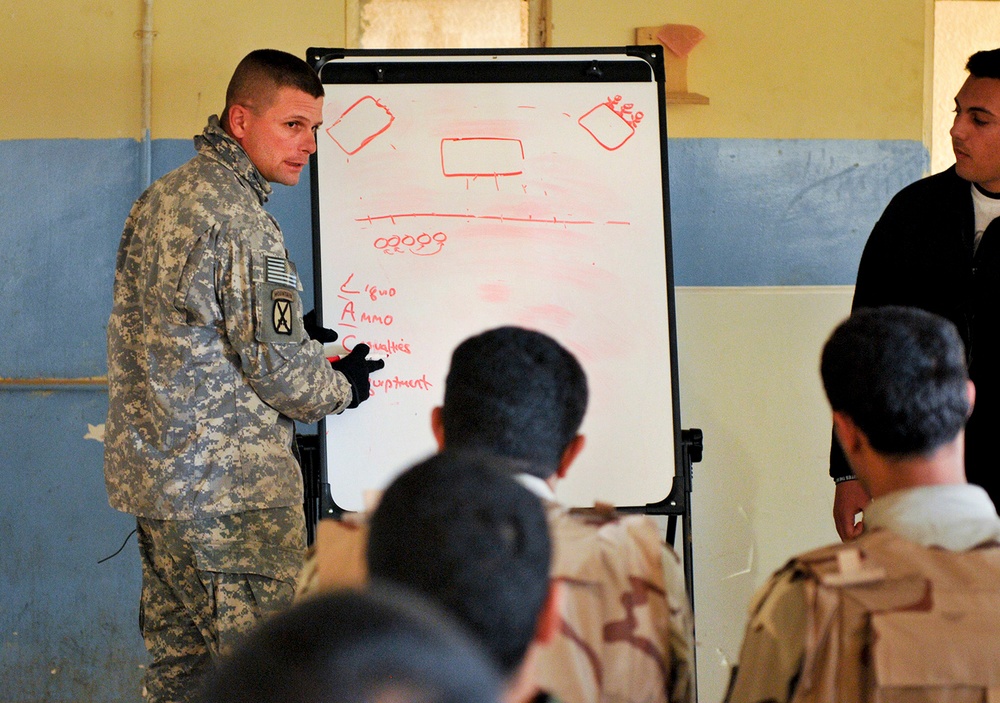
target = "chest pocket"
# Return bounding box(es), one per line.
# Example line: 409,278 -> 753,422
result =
252,250 -> 305,344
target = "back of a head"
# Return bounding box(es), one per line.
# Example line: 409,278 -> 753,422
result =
821,306 -> 970,457
441,326 -> 588,478
967,47 -> 1000,80
366,451 -> 552,677
199,585 -> 502,703
223,49 -> 324,123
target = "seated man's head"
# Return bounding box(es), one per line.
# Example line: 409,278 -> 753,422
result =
199,584 -> 503,703
433,326 -> 588,480
366,451 -> 557,703
821,306 -> 972,492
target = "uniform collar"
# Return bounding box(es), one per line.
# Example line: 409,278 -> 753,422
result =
514,472 -> 559,503
194,115 -> 272,204
865,483 -> 1000,550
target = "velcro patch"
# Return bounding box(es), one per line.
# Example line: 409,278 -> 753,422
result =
266,255 -> 299,289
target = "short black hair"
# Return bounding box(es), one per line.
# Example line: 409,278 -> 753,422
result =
224,49 -> 323,121
967,48 -> 1000,80
821,306 -> 970,457
198,585 -> 502,703
441,326 -> 588,478
367,451 -> 552,676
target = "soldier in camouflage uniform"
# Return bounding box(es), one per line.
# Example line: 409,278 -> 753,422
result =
727,307 -> 1000,703
104,49 -> 383,703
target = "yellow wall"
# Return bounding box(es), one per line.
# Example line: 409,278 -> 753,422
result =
551,0 -> 930,140
2,0 -> 929,141
0,2 -> 935,701
0,0 -> 347,140
2,0 -> 142,139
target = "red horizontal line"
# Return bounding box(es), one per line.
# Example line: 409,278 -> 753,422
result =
354,212 -> 631,226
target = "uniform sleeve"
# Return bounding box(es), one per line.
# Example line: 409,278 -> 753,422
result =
727,571 -> 807,703
215,228 -> 354,423
829,205 -> 899,480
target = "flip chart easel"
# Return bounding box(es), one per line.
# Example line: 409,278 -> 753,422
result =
307,45 -> 689,523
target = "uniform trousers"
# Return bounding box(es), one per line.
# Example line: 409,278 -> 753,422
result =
136,507 -> 305,703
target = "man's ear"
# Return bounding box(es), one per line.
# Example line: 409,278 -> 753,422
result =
556,434 -> 585,480
225,104 -> 251,140
534,580 -> 563,645
832,411 -> 863,456
430,406 -> 445,451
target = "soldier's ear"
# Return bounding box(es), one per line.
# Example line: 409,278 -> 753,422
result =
556,434 -> 585,480
832,411 -> 864,456
226,104 -> 252,141
430,406 -> 445,451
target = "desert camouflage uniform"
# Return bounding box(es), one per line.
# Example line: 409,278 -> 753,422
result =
294,515 -> 369,597
728,484 -> 1000,703
294,489 -> 695,703
105,116 -> 353,702
536,501 -> 695,703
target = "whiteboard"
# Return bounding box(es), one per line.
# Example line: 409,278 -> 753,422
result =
309,48 -> 682,512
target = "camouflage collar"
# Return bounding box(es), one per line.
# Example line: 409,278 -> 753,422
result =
194,115 -> 273,203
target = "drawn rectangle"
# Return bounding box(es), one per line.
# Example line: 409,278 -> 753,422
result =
440,137 -> 525,177
578,103 -> 635,150
327,96 -> 394,155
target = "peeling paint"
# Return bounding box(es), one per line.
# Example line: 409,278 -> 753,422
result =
84,422 -> 105,443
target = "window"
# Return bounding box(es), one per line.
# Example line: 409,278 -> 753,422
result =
347,0 -> 547,49
931,1 -> 1000,175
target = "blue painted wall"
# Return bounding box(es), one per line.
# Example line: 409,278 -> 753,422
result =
0,135 -> 926,700
667,139 -> 927,286
0,138 -> 316,701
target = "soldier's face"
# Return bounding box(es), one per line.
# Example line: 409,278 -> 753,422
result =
951,76 -> 1000,193
235,87 -> 324,186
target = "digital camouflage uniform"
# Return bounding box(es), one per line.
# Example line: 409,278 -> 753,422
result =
105,116 -> 353,702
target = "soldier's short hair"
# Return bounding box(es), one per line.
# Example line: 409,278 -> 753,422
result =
967,48 -> 1000,80
821,306 -> 970,457
224,49 -> 323,119
367,451 -> 552,677
198,584 -> 502,703
441,326 -> 588,478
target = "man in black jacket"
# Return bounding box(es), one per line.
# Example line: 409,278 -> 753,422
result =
831,47 -> 1000,540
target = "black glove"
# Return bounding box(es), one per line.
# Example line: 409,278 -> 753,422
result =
330,344 -> 386,408
303,309 -> 338,343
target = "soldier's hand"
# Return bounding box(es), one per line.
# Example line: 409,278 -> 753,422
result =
303,309 -> 338,344
330,344 -> 385,408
